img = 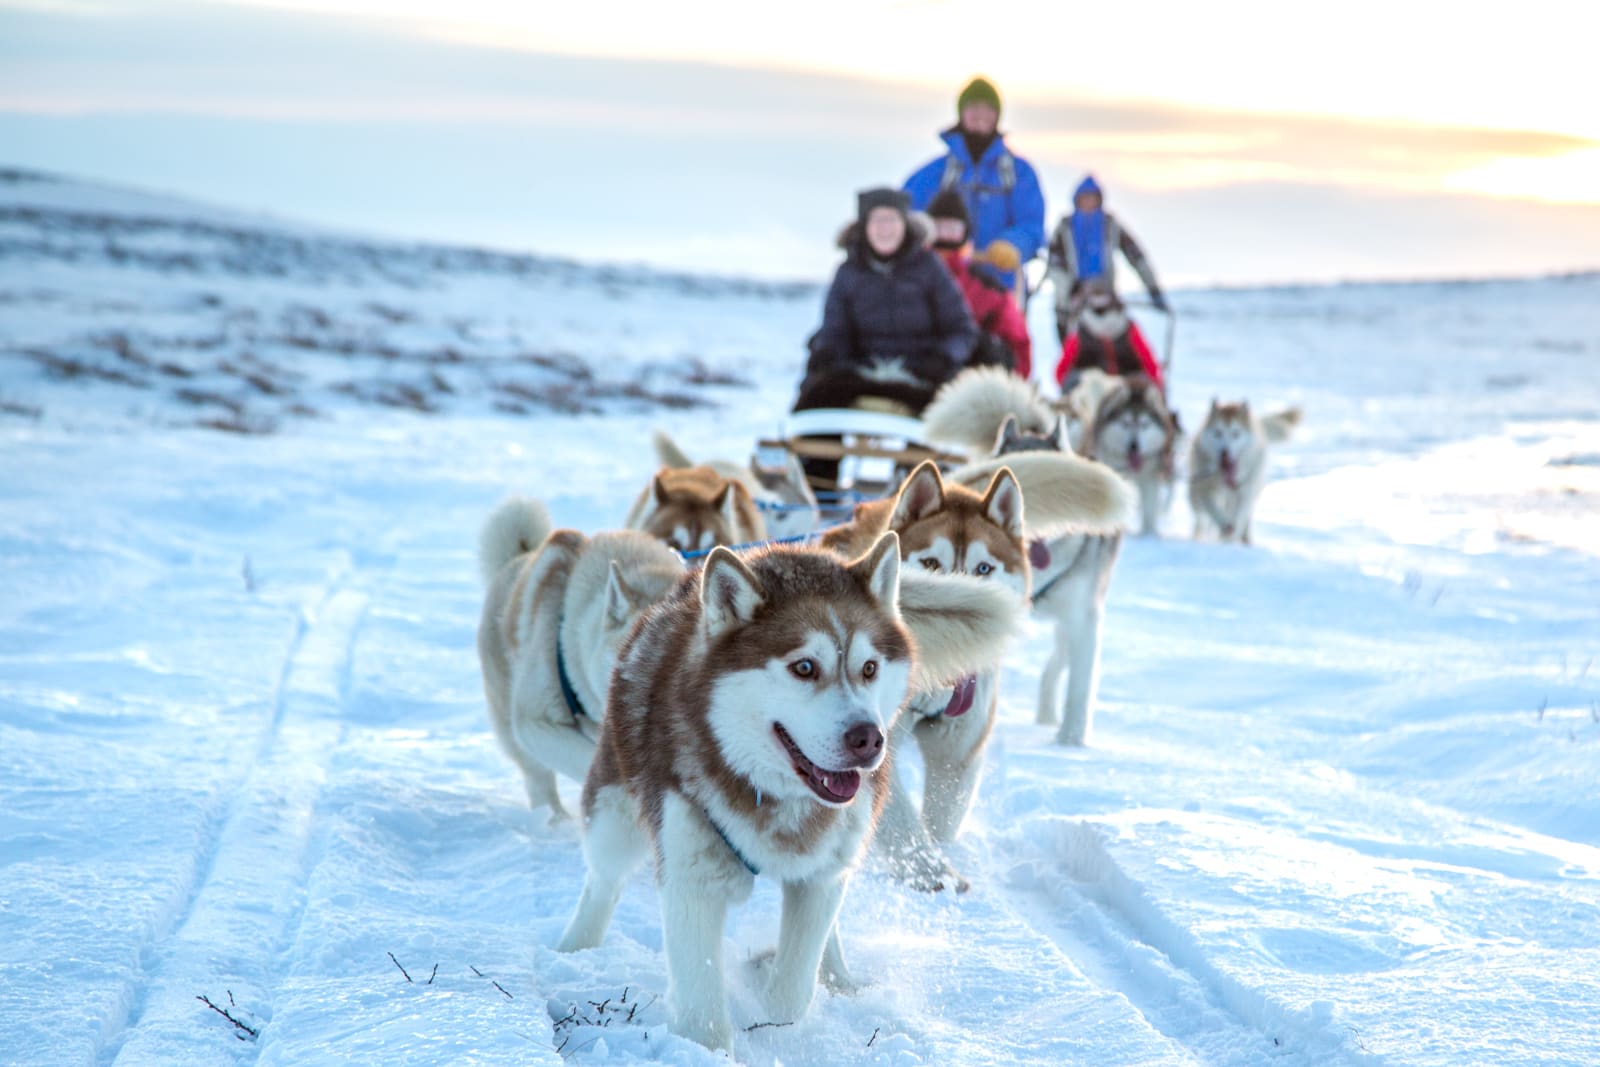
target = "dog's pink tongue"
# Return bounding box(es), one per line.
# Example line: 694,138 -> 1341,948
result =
1028,539 -> 1052,570
1221,453 -> 1238,488
812,766 -> 860,801
943,675 -> 978,717
1127,447 -> 1144,472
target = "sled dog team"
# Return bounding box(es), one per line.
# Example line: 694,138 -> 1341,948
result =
475,368 -> 1298,1053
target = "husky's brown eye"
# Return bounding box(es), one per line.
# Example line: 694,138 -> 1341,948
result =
789,658 -> 817,680
974,561 -> 994,577
862,660 -> 877,680
920,557 -> 942,572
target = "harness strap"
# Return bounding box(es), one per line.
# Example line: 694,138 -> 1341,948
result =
938,148 -> 1017,194
555,627 -> 589,722
1030,536 -> 1094,606
700,804 -> 760,875
676,530 -> 823,562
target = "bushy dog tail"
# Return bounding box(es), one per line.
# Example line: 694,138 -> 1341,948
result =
921,367 -> 1055,455
1262,407 -> 1302,444
898,570 -> 1025,692
652,429 -> 695,469
478,497 -> 553,585
948,451 -> 1133,536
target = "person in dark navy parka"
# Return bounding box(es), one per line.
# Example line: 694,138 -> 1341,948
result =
793,187 -> 978,418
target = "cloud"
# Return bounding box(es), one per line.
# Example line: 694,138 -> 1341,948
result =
1,0 -> 1597,283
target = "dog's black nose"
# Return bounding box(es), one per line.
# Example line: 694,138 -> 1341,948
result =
844,722 -> 884,757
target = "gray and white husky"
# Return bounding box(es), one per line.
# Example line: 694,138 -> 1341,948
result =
556,537 -> 1022,1053
476,497 -> 684,815
1083,375 -> 1180,538
1188,400 -> 1302,544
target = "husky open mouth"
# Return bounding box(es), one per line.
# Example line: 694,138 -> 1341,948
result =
1219,452 -> 1239,489
773,724 -> 860,804
1126,445 -> 1144,472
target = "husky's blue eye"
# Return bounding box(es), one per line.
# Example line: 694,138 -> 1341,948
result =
862,660 -> 877,680
974,562 -> 994,577
789,658 -> 817,679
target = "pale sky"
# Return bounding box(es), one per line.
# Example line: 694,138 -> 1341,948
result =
3,0 -> 1598,283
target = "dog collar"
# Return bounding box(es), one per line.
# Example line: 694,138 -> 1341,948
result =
555,628 -> 589,722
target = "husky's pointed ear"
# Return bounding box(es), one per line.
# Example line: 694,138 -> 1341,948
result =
1209,397 -> 1219,414
851,532 -> 902,618
652,474 -> 671,506
604,561 -> 634,628
716,482 -> 740,533
1048,412 -> 1069,451
700,546 -> 763,638
993,414 -> 1022,456
981,467 -> 1025,541
891,461 -> 945,529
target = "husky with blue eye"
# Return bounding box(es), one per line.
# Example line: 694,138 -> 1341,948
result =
555,536 -> 1022,1054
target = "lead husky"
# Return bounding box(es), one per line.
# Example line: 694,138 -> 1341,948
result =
1084,375 -> 1180,537
652,429 -> 822,539
624,464 -> 765,553
477,498 -> 684,815
1188,400 -> 1302,544
557,537 -> 1022,1052
917,367 -> 1134,744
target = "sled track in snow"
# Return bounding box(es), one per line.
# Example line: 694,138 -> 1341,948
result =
97,566 -> 367,1066
1007,819 -> 1382,1067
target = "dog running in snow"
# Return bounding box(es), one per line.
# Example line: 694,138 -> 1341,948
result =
1188,400 -> 1302,544
556,536 -> 1022,1053
1081,374 -> 1181,537
476,497 -> 684,815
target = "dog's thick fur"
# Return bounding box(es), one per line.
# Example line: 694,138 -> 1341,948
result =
556,537 -> 1022,1052
1188,401 -> 1301,544
992,416 -> 1124,745
823,461 -> 1030,893
477,498 -> 684,815
890,364 -> 1134,746
922,367 -> 1057,455
625,464 -> 765,552
1082,375 -> 1180,537
652,429 -> 822,539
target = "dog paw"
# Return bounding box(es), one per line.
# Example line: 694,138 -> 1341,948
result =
886,847 -> 967,894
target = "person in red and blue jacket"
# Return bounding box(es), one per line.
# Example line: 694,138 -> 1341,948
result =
904,77 -> 1046,301
925,189 -> 1033,379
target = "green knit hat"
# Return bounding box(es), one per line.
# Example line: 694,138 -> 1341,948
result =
957,77 -> 1001,118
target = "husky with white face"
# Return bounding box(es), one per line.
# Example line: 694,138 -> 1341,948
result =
652,428 -> 823,540
1188,400 -> 1302,545
1086,376 -> 1180,537
556,537 -> 1022,1054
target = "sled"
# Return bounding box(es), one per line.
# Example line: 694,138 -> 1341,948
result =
757,408 -> 964,505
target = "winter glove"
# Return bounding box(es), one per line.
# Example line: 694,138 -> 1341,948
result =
975,239 -> 1021,273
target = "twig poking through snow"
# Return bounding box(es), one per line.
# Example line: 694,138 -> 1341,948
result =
196,994 -> 259,1039
1536,697 -> 1548,722
745,1021 -> 794,1032
868,1027 -> 880,1047
492,980 -> 513,999
427,963 -> 438,985
387,951 -> 413,983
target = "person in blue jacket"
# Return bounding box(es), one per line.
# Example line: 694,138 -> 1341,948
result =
904,76 -> 1046,303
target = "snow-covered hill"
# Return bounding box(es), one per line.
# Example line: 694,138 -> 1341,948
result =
2,170 -> 1598,1067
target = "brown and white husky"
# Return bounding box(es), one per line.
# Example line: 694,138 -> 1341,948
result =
624,464 -> 765,554
652,428 -> 822,540
1083,375 -> 1180,537
555,537 -> 1023,1053
1188,400 -> 1302,544
476,497 -> 684,815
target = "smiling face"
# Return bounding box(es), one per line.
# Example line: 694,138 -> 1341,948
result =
699,539 -> 912,808
864,205 -> 907,258
960,102 -> 999,138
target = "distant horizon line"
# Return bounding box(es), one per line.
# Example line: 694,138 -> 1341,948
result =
5,162 -> 1598,296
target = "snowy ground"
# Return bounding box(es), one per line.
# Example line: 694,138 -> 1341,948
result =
3,169 -> 1598,1067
